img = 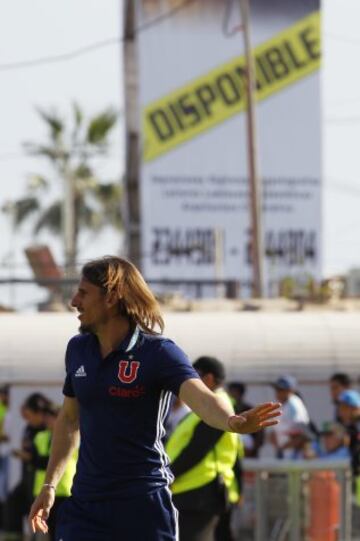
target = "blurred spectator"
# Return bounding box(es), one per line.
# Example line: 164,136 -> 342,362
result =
3,392 -> 49,541
283,422 -> 317,460
329,373 -> 352,423
0,385 -> 10,529
269,375 -> 310,458
337,390 -> 360,477
166,356 -> 242,541
165,396 -> 190,440
227,382 -> 264,458
318,421 -> 350,460
336,390 -> 360,509
0,385 -> 9,440
31,403 -> 77,541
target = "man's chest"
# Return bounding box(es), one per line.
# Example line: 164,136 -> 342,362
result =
70,349 -> 155,405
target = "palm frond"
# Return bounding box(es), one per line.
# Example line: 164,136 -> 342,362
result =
72,166 -> 98,193
103,205 -> 123,230
86,108 -> 118,146
77,202 -> 102,231
27,174 -> 50,191
23,143 -> 68,162
93,182 -> 122,203
71,102 -> 84,146
15,197 -> 40,226
36,107 -> 64,143
73,102 -> 83,128
1,197 -> 40,227
33,201 -> 62,235
95,183 -> 123,230
74,163 -> 93,179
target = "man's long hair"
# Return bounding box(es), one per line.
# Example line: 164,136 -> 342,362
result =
82,256 -> 164,334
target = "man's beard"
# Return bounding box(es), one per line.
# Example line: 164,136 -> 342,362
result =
79,323 -> 94,334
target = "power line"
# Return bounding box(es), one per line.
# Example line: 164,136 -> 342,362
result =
328,97 -> 360,108
0,152 -> 31,162
325,32 -> 360,46
326,180 -> 360,196
0,150 -> 124,163
326,116 -> 360,124
0,38 -> 121,72
0,0 -> 197,72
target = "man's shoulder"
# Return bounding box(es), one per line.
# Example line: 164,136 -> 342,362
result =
138,332 -> 174,350
138,333 -> 188,363
66,333 -> 92,351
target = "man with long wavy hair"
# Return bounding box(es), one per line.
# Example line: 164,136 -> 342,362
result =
29,256 -> 281,541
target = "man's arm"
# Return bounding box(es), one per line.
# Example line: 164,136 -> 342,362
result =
179,379 -> 281,434
28,396 -> 80,534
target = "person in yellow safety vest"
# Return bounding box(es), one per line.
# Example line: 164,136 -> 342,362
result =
166,356 -> 243,541
32,403 -> 77,541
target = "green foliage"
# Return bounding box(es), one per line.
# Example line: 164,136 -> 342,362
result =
2,197 -> 40,227
87,108 -> 117,146
36,108 -> 64,143
33,201 -> 62,235
2,103 -> 122,262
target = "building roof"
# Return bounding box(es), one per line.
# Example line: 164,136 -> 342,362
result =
1,311 -> 359,384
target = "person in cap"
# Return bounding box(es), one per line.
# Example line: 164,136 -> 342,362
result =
270,375 -> 310,458
28,256 -> 281,541
318,421 -> 350,460
337,390 -> 360,479
337,390 -> 360,423
166,356 -> 243,541
329,373 -> 352,423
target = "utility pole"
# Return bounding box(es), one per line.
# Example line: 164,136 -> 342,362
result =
239,0 -> 264,298
63,171 -> 76,277
123,0 -> 141,269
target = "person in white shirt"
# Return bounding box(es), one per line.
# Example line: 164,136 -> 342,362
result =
269,375 -> 310,458
165,396 -> 190,439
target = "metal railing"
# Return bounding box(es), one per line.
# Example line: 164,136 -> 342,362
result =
242,459 -> 353,541
0,276 -> 242,298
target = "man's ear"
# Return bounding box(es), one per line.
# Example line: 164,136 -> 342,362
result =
105,290 -> 119,308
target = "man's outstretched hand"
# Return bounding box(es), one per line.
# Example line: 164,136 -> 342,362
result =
228,402 -> 281,433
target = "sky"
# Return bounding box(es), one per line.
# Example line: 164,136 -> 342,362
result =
0,0 -> 359,309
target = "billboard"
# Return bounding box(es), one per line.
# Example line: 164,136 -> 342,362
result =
136,0 -> 321,296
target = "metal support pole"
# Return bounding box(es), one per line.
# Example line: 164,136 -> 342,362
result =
123,0 -> 141,269
340,468 -> 352,540
255,471 -> 268,541
63,172 -> 76,277
214,228 -> 224,298
288,471 -> 302,541
239,0 -> 264,298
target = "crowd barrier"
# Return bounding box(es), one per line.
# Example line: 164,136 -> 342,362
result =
241,459 -> 353,541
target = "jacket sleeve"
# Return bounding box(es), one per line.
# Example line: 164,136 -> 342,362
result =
233,455 -> 243,493
30,442 -> 50,470
170,421 -> 224,477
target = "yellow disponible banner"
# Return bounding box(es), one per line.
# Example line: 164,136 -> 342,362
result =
143,11 -> 320,162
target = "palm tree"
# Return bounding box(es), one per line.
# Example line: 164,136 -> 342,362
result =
2,103 -> 122,274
